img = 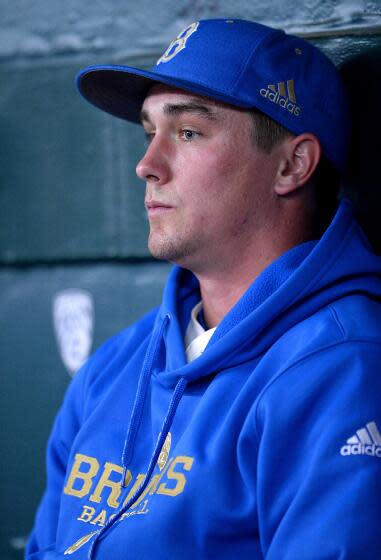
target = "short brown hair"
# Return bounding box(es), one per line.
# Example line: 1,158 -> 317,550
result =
249,107 -> 292,153
249,107 -> 340,222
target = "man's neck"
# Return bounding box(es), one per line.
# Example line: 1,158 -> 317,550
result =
195,225 -> 317,328
195,252 -> 275,329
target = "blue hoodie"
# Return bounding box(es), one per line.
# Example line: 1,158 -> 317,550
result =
27,200 -> 381,559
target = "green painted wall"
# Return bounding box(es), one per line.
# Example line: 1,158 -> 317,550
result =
1,1 -> 380,558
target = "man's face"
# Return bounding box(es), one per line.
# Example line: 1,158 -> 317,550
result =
137,85 -> 282,273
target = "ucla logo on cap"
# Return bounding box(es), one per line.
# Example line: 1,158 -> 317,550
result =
157,22 -> 199,65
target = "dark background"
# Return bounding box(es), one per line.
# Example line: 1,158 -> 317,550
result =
1,1 -> 381,557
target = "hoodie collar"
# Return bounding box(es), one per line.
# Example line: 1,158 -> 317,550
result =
158,200 -> 381,387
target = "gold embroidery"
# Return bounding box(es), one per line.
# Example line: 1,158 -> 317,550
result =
64,531 -> 98,555
158,432 -> 172,470
259,79 -> 301,116
157,456 -> 194,497
77,505 -> 96,523
64,454 -> 99,498
89,461 -> 124,507
266,80 -> 296,103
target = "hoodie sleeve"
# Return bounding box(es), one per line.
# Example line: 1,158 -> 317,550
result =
24,325 -> 130,558
255,340 -> 381,559
25,366 -> 86,558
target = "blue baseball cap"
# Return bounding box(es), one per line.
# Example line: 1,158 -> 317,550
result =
77,18 -> 351,172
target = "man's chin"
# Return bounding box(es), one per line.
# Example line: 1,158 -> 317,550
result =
148,238 -> 176,262
148,236 -> 193,265
148,246 -> 180,263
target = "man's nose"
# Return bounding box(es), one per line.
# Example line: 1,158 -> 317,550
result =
136,136 -> 170,185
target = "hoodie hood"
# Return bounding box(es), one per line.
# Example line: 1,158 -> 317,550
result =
158,199 -> 381,387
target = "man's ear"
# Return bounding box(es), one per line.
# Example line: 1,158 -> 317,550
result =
275,134 -> 322,196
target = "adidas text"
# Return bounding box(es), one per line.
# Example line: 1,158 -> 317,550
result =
340,443 -> 381,457
260,88 -> 301,117
340,420 -> 381,458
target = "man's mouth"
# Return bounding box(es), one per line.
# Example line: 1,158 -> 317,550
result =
145,200 -> 174,215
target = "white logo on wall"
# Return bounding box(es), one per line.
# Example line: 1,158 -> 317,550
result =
53,289 -> 94,376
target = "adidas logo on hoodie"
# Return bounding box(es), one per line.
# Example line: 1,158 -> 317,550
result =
340,421 -> 381,458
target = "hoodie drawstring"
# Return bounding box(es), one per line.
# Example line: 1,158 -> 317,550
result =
88,314 -> 187,559
121,314 -> 170,483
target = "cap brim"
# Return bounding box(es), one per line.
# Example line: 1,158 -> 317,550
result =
77,64 -> 253,124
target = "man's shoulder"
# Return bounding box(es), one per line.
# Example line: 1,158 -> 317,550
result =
254,294 -> 381,425
263,293 -> 381,378
328,293 -> 381,342
296,293 -> 381,352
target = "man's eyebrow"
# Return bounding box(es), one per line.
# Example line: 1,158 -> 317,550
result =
140,101 -> 219,124
163,101 -> 218,120
140,109 -> 151,124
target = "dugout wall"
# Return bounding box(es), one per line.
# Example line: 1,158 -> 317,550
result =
0,1 -> 380,557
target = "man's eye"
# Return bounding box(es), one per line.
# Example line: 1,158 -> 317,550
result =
181,129 -> 199,141
144,132 -> 155,144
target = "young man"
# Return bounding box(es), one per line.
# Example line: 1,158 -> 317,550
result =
27,19 -> 381,559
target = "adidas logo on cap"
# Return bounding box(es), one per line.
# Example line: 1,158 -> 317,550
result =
340,420 -> 381,458
260,79 -> 301,117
